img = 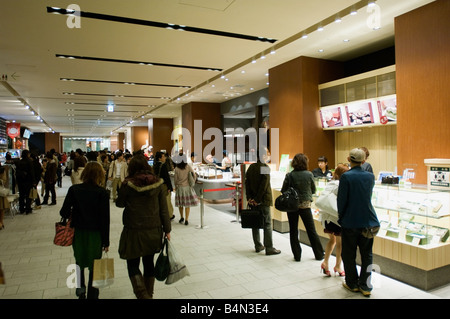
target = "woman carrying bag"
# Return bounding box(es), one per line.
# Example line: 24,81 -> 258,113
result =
316,164 -> 349,276
60,162 -> 110,299
281,153 -> 324,262
116,154 -> 171,299
173,154 -> 198,226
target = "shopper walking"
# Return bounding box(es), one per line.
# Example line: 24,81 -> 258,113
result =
15,150 -> 35,214
316,164 -> 349,276
30,152 -> 42,209
70,156 -> 86,185
42,152 -> 57,206
60,162 -> 110,299
0,163 -> 11,229
338,148 -> 380,296
174,154 -> 198,226
245,155 -> 280,255
108,151 -> 127,201
282,153 -> 324,261
154,151 -> 174,220
116,155 -> 171,299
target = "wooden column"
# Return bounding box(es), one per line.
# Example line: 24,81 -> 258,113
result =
182,102 -> 221,162
148,118 -> 175,153
395,0 -> 450,184
269,56 -> 344,168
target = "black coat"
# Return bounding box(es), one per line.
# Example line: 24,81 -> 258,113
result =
60,183 -> 110,247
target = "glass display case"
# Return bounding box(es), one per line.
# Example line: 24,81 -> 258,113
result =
372,184 -> 450,247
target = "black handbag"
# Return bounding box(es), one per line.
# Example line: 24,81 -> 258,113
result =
240,207 -> 264,229
275,173 -> 300,212
155,237 -> 170,281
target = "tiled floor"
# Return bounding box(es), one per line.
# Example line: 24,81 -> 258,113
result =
1,176 -> 449,300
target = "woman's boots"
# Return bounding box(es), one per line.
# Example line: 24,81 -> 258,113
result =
144,276 -> 155,298
130,274 -> 155,299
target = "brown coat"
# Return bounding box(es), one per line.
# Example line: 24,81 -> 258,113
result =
116,173 -> 171,260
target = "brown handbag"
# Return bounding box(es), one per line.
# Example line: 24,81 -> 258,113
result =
54,218 -> 74,246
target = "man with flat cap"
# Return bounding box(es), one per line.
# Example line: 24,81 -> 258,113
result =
337,148 -> 380,297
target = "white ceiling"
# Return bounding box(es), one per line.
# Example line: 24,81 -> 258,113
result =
0,0 -> 434,137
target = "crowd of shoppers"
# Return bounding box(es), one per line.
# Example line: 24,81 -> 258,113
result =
1,144 -> 379,298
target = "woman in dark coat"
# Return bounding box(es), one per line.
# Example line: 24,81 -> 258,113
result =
281,153 -> 324,262
116,154 -> 171,299
60,162 -> 110,299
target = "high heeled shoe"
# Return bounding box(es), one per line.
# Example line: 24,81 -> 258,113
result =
334,267 -> 345,277
321,264 -> 331,277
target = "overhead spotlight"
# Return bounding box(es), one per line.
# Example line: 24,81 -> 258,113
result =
368,1 -> 376,7
301,34 -> 308,39
335,17 -> 342,23
318,26 -> 324,32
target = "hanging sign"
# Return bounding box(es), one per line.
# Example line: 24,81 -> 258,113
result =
6,122 -> 20,139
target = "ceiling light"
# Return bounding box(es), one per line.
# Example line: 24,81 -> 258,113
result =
47,7 -> 277,43
317,26 -> 324,32
301,34 -> 308,39
335,17 -> 342,23
350,10 -> 358,15
368,1 -> 376,7
343,39 -> 350,42
318,49 -> 324,53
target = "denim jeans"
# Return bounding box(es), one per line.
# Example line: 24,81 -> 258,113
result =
341,228 -> 375,291
251,205 -> 274,250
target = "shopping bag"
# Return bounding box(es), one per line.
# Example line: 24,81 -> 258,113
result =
274,187 -> 299,212
165,239 -> 189,285
29,187 -> 38,200
92,253 -> 114,288
274,173 -> 300,212
240,208 -> 264,229
54,218 -> 74,247
155,237 -> 170,281
0,180 -> 9,197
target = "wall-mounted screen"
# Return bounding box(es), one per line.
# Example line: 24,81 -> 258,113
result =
377,96 -> 397,124
345,101 -> 374,126
23,129 -> 32,139
319,107 -> 343,128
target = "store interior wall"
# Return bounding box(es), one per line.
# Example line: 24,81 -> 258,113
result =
395,0 -> 450,184
335,125 -> 397,178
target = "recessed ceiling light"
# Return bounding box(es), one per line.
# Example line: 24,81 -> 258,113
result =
343,39 -> 350,42
318,26 -> 324,32
318,49 -> 324,53
302,34 -> 308,39
335,17 -> 342,23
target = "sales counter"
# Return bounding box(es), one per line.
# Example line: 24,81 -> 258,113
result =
269,171 -> 450,291
194,174 -> 241,201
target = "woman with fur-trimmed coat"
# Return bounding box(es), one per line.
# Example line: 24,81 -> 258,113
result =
116,154 -> 171,299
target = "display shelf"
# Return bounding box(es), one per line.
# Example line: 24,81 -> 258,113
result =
269,171 -> 450,290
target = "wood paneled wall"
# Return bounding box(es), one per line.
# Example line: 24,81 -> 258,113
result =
130,126 -> 148,153
148,118 -> 175,154
335,125 -> 397,177
182,102 -> 221,162
269,56 -> 345,168
396,0 -> 450,184
44,132 -> 60,153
